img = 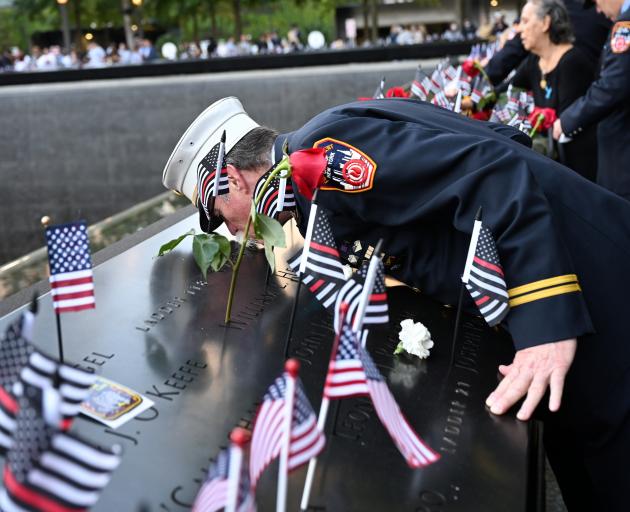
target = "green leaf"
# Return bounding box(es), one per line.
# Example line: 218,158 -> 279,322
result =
157,229 -> 195,256
254,214 -> 286,248
215,235 -> 232,262
264,243 -> 276,273
193,234 -> 220,280
393,341 -> 405,355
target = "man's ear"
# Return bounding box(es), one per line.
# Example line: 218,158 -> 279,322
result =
225,164 -> 247,193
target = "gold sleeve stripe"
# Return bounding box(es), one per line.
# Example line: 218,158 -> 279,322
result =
509,283 -> 581,308
508,274 -> 578,298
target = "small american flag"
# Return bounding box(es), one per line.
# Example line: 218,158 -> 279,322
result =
253,166 -> 296,219
429,68 -> 444,94
0,386 -> 121,512
463,223 -> 509,326
0,314 -> 96,454
442,64 -> 458,82
431,91 -> 453,110
193,443 -> 255,512
198,138 -> 229,220
325,321 -> 439,468
410,67 -> 429,101
193,448 -> 231,512
333,259 -> 389,333
288,208 -> 346,310
45,221 -> 95,314
249,375 -> 324,488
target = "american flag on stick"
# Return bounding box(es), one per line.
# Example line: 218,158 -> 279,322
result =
0,387 -> 121,512
45,221 -> 95,314
193,448 -> 231,512
462,211 -> 509,326
410,67 -> 430,101
324,320 -> 440,468
192,442 -> 255,512
288,207 -> 346,311
431,90 -> 453,110
249,373 -> 324,489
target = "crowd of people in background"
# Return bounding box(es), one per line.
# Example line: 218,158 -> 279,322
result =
0,13 -> 511,73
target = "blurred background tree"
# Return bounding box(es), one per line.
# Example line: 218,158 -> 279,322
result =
0,0 -> 446,51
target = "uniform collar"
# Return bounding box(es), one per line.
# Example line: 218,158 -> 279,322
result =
622,0 -> 630,15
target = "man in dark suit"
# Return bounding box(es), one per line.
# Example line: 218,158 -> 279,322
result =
164,96 -> 630,510
554,0 -> 630,200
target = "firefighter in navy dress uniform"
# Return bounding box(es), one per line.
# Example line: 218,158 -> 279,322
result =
554,0 -> 630,200
163,97 -> 630,510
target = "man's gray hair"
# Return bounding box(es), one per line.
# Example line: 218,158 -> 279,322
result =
225,126 -> 278,171
530,0 -> 575,44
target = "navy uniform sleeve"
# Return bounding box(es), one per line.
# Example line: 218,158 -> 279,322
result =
286,102 -> 593,351
561,20 -> 630,136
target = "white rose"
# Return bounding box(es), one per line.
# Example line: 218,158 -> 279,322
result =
394,319 -> 434,359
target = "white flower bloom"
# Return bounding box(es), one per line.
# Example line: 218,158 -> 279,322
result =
342,264 -> 354,280
395,319 -> 434,359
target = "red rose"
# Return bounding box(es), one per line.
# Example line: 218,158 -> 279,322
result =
462,59 -> 481,78
386,86 -> 410,98
471,110 -> 491,121
290,148 -> 327,201
528,107 -> 558,132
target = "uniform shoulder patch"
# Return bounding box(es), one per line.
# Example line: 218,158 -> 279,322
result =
313,137 -> 377,193
611,21 -> 630,54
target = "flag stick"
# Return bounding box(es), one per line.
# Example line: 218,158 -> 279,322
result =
452,207 -> 483,346
55,313 -> 64,363
300,304 -> 349,512
283,191 -> 319,358
454,90 -> 463,114
213,130 -> 226,198
226,427 -> 250,512
42,215 -> 65,363
450,282 -> 465,356
283,279 -> 302,358
277,359 -> 299,512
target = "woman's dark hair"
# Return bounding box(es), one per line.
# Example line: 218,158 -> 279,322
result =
531,0 -> 575,44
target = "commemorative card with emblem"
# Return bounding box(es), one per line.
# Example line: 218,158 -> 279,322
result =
80,376 -> 155,429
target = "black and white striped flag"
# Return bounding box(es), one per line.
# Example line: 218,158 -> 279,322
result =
0,386 -> 121,512
288,207 -> 346,310
198,133 -> 229,220
462,218 -> 509,327
253,166 -> 296,219
333,258 -> 389,333
0,313 -> 95,455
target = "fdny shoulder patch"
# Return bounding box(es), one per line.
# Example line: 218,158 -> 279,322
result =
611,21 -> 630,54
313,137 -> 377,193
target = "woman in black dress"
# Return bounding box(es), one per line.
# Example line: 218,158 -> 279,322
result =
512,0 -> 597,181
